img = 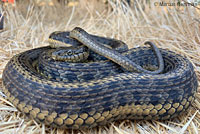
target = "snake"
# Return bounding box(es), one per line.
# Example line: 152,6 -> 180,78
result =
2,27 -> 198,129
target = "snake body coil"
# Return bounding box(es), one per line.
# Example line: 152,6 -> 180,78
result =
2,28 -> 198,129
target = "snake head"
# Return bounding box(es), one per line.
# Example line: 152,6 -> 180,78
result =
48,31 -> 82,48
49,31 -> 70,42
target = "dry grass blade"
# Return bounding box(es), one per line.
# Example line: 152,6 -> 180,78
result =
0,0 -> 200,134
179,111 -> 198,134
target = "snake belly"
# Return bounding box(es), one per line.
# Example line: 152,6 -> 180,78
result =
2,40 -> 198,129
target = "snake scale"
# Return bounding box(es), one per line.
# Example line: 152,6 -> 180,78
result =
2,27 -> 198,129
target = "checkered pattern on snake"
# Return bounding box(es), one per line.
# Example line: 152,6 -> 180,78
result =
2,27 -> 198,129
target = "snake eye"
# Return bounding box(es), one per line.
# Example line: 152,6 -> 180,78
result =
67,50 -> 73,55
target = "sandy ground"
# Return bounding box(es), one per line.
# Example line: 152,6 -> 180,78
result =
0,0 -> 199,134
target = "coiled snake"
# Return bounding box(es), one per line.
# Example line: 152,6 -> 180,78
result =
2,27 -> 198,129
